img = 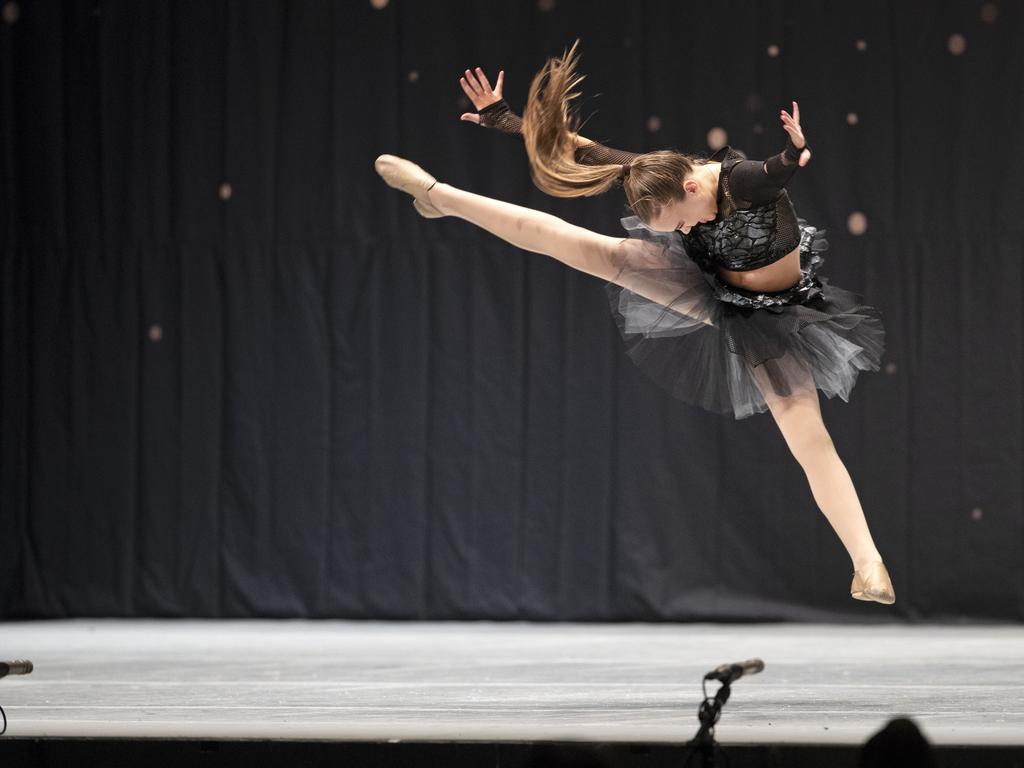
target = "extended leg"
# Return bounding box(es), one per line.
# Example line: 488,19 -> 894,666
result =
427,182 -> 714,326
750,355 -> 884,572
375,155 -> 714,324
429,182 -> 626,280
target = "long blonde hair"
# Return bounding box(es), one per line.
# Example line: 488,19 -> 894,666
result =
522,40 -> 703,223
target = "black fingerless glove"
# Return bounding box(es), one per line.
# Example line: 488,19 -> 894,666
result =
762,137 -> 809,185
478,99 -> 523,135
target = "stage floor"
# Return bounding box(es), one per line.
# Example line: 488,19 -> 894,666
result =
1,620 -> 1022,746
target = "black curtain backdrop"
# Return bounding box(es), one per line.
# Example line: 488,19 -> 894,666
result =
1,0 -> 1022,620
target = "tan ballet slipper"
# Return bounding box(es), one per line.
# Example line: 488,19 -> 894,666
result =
374,154 -> 444,219
850,560 -> 896,605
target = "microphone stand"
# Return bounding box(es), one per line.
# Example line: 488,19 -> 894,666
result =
683,676 -> 732,767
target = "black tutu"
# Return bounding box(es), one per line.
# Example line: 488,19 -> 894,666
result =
604,216 -> 885,420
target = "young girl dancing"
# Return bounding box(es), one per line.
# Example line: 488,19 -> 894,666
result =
375,43 -> 894,605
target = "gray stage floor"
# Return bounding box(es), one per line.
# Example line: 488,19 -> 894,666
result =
0,620 -> 1022,745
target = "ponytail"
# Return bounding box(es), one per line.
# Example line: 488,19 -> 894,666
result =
523,41 -> 702,225
522,40 -> 623,198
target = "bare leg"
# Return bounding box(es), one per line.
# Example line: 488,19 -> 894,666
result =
428,182 -> 626,278
750,355 -> 884,571
427,182 -> 715,325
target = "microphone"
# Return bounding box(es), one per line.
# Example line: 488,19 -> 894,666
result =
704,658 -> 764,684
0,660 -> 33,679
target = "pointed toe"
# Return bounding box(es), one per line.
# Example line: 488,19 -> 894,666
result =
374,154 -> 442,218
850,561 -> 896,605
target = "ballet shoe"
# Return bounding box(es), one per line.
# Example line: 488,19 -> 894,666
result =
850,560 -> 896,605
374,154 -> 444,218
412,197 -> 444,219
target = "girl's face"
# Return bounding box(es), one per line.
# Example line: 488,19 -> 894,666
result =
647,176 -> 718,235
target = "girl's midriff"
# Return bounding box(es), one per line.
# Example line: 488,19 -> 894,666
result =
717,245 -> 801,293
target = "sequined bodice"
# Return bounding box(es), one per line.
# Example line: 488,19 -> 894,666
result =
682,148 -> 801,273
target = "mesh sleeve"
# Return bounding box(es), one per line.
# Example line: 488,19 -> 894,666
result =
728,138 -> 809,204
574,141 -> 640,166
477,99 -> 640,167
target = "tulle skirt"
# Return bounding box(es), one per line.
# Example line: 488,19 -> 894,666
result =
604,216 -> 885,420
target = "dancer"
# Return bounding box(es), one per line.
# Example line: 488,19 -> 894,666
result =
375,43 -> 894,605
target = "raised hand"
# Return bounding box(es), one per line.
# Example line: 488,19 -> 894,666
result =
459,67 -> 504,123
780,101 -> 812,166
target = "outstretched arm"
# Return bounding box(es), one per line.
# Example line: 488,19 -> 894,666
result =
459,67 -> 640,166
730,101 -> 813,203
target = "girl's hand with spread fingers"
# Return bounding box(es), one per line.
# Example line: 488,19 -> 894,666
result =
781,101 -> 812,166
459,67 -> 504,123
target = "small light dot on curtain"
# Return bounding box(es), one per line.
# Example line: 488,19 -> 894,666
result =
706,127 -> 727,150
2,2 -> 20,24
847,211 -> 868,235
